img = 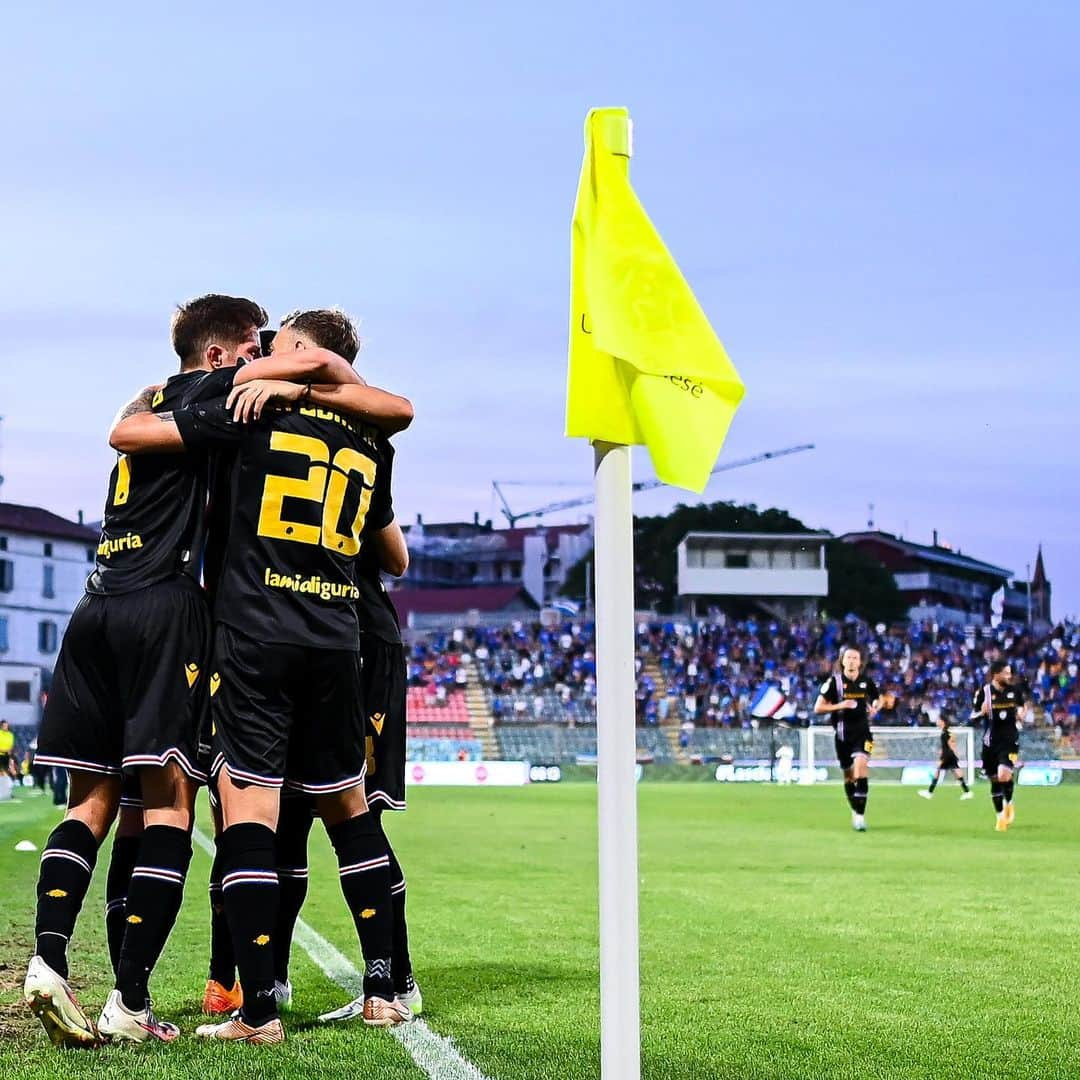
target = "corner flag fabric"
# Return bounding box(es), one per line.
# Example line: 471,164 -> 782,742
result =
566,107 -> 746,492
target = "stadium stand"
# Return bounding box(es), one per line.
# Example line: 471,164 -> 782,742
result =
400,615 -> 1080,763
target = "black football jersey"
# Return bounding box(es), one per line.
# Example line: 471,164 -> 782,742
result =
819,672 -> 879,732
86,368 -> 237,596
353,438 -> 402,645
940,725 -> 952,753
174,399 -> 393,649
973,683 -> 1023,743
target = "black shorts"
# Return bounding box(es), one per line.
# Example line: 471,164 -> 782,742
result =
360,634 -> 407,812
940,752 -> 961,772
209,624 -> 367,795
835,732 -> 873,772
37,579 -> 210,782
982,741 -> 1019,777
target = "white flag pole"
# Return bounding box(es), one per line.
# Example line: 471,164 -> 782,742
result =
593,439 -> 640,1080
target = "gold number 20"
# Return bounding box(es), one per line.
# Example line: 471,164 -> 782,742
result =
257,432 -> 375,554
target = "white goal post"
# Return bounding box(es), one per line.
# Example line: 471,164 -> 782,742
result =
799,725 -> 977,788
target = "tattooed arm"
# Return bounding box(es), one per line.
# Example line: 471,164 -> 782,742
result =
108,385 -> 162,435
107,386 -> 186,454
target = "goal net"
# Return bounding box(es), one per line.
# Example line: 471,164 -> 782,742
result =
799,725 -> 977,788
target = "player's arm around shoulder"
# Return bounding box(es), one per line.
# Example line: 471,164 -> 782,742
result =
108,384 -> 186,454
111,393 -> 244,455
228,346 -> 414,434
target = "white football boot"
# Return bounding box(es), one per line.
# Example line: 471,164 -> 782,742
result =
97,989 -> 180,1043
23,955 -> 98,1048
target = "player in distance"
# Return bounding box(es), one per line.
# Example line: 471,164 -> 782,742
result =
814,646 -> 883,832
975,660 -> 1024,832
111,310 -> 411,1044
918,715 -> 973,800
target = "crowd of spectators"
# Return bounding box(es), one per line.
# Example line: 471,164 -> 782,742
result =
637,616 -> 1080,735
409,616 -> 1080,739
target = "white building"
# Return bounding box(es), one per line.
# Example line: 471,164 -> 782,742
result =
0,503 -> 98,728
402,519 -> 593,606
677,532 -> 830,619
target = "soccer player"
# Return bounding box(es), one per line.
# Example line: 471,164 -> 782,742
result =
975,660 -> 1023,831
918,715 -> 973,799
113,337 -> 411,1044
208,309 -> 420,1019
22,294 -> 363,1047
814,647 -> 882,831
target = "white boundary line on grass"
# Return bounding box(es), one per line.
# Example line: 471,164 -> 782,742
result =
193,828 -> 490,1080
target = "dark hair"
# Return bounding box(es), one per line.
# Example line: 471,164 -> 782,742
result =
989,659 -> 1010,677
171,294 -> 268,369
280,307 -> 360,362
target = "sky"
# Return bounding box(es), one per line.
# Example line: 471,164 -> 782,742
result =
1,2 -> 1077,614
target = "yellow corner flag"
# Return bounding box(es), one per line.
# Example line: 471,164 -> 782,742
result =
565,107 -> 746,493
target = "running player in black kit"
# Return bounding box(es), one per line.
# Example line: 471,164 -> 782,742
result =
918,715 -> 973,800
113,320 -> 410,1044
23,294 -> 373,1047
814,647 -> 883,831
975,660 -> 1024,832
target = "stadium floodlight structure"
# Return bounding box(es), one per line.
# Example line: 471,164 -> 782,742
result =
493,442 -> 814,527
800,725 -> 977,789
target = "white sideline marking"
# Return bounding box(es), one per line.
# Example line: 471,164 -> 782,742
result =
193,828 -> 489,1080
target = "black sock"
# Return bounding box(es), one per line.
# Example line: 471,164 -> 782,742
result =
1003,780 -> 1015,804
34,819 -> 99,978
843,780 -> 856,810
375,813 -> 413,993
959,777 -> 970,793
220,822 -> 279,1025
928,774 -> 939,793
852,777 -> 868,815
207,844 -> 236,987
991,780 -> 1004,814
115,825 -> 192,1011
274,798 -> 314,984
105,835 -> 142,977
327,814 -> 394,1001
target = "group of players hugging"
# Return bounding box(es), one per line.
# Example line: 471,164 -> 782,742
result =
815,647 -> 1024,832
24,294 -> 419,1047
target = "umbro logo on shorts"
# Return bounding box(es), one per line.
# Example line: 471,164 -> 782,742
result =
370,712 -> 386,736
210,673 -> 221,697
185,662 -> 200,688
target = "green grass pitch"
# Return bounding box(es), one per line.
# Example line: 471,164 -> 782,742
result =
0,781 -> 1077,1079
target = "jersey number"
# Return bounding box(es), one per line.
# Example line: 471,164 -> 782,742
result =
257,432 -> 375,554
113,455 -> 132,506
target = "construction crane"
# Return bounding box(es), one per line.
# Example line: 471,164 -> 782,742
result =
492,443 -> 815,527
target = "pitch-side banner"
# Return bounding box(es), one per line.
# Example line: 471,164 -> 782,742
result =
407,761 -> 530,787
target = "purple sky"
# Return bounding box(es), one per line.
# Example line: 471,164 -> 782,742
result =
1,3 -> 1076,614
